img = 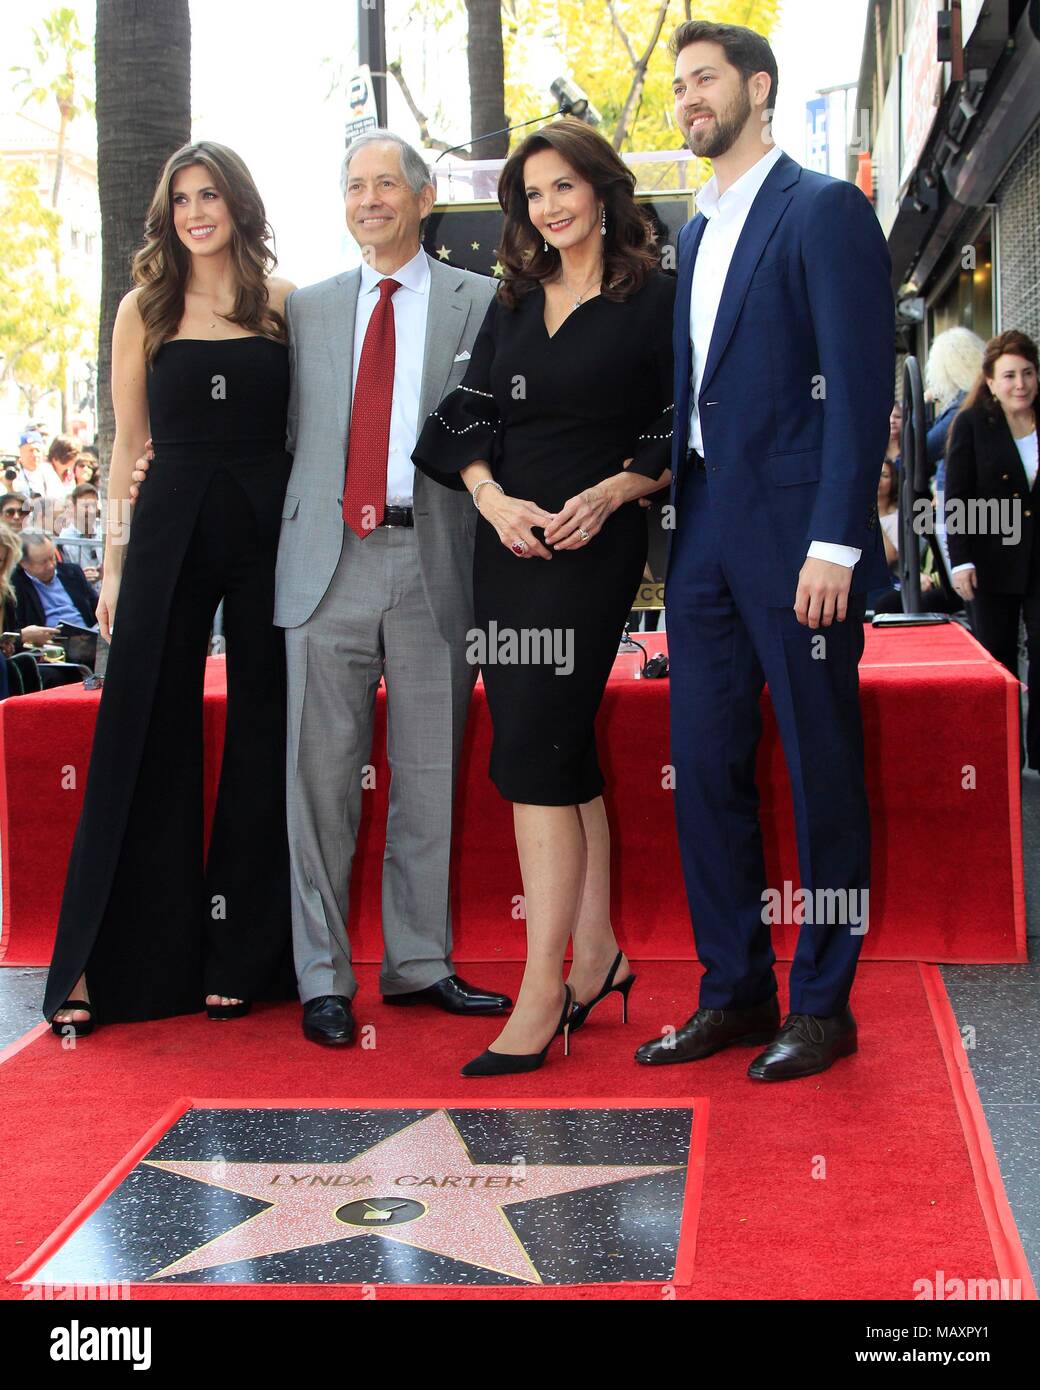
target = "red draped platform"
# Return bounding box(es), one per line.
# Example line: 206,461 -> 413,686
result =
0,622 -> 1026,968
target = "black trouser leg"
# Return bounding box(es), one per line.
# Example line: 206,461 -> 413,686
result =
1023,567 -> 1040,771
202,469 -> 294,1001
85,514 -> 219,1021
971,589 -> 1031,768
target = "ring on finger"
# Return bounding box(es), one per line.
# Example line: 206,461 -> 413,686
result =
511,538 -> 528,555
578,527 -> 591,543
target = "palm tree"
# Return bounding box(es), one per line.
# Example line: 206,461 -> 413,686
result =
95,0 -> 191,469
12,6 -> 94,428
11,6 -> 93,209
464,0 -> 508,157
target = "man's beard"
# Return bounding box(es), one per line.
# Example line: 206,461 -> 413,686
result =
685,84 -> 753,159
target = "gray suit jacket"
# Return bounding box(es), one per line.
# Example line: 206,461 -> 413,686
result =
274,253 -> 497,644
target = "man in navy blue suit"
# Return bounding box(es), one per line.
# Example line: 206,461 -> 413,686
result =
636,21 -> 894,1081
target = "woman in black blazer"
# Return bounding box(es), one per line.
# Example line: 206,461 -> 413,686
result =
945,330 -> 1039,768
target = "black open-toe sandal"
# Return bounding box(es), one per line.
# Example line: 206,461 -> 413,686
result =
51,1000 -> 95,1037
206,998 -> 251,1020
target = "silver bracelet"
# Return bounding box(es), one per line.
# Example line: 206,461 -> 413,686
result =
471,478 -> 503,511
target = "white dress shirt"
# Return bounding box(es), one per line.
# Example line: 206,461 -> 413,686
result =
352,247 -> 431,507
1016,429 -> 1038,489
689,144 -> 860,569
953,428 -> 1038,574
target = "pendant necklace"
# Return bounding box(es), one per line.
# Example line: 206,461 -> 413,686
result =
558,265 -> 602,309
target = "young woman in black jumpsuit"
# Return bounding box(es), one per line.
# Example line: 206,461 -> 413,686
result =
45,142 -> 296,1031
413,120 -> 674,1074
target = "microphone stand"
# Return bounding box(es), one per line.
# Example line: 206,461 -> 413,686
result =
435,104 -> 574,163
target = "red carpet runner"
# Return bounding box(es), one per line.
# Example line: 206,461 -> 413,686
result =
2,962 -> 1034,1300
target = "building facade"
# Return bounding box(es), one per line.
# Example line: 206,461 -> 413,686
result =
851,0 -> 1040,363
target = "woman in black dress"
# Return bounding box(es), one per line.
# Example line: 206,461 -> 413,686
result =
45,142 -> 296,1032
413,119 -> 674,1075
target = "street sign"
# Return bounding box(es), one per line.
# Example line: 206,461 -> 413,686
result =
345,64 -> 379,145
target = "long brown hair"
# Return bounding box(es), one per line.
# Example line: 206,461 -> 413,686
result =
961,329 -> 1039,419
132,141 -> 285,363
0,522 -> 20,608
495,118 -> 659,310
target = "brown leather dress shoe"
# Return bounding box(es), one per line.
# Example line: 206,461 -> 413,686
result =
747,1008 -> 857,1081
635,997 -> 781,1066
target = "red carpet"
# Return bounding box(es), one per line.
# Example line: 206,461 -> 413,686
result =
2,961 -> 1034,1300
0,624 -> 1026,968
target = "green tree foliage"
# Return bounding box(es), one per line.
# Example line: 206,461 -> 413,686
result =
502,0 -> 781,152
0,165 -> 92,414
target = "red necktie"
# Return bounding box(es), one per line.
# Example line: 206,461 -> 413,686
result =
343,276 -> 400,538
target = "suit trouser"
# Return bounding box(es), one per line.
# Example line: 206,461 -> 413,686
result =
284,522 -> 476,1003
968,553 -> 1040,770
666,467 -> 871,1018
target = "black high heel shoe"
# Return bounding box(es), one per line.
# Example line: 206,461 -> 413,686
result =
206,998 -> 251,1020
568,951 -> 636,1033
461,985 -> 574,1077
51,999 -> 96,1038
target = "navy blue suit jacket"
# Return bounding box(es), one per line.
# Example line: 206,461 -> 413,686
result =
669,151 -> 894,606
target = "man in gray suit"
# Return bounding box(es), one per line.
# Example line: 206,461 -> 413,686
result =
278,131 -> 510,1045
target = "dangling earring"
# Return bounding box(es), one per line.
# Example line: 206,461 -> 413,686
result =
543,238 -> 549,252
600,206 -> 607,237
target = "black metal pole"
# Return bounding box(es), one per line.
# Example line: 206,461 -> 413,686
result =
357,0 -> 387,126
899,356 -> 926,614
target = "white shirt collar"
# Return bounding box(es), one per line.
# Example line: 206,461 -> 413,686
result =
697,144 -> 784,221
359,246 -> 430,296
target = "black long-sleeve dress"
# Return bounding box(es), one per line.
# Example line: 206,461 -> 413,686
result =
412,271 -> 675,805
44,337 -> 295,1022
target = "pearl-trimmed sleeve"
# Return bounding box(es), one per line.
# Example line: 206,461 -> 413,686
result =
412,296 -> 500,492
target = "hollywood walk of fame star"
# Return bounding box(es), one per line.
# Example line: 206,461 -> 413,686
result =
144,1110 -> 678,1284
437,244 -> 452,260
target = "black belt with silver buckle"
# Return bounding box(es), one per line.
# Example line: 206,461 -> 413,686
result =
379,505 -> 414,528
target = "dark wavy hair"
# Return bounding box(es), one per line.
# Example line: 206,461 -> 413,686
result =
962,329 -> 1039,418
669,19 -> 779,112
495,118 -> 659,310
132,141 -> 285,363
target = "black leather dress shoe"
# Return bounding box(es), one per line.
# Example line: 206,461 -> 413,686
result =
302,995 -> 355,1046
635,997 -> 781,1066
747,1008 -> 857,1081
382,974 -> 512,1015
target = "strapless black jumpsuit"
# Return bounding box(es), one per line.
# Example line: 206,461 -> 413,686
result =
44,337 -> 295,1022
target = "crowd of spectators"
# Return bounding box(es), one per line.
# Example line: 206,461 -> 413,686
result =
1,423 -> 103,697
